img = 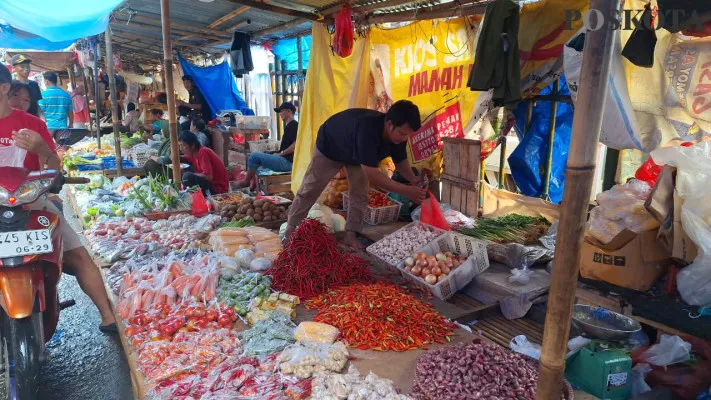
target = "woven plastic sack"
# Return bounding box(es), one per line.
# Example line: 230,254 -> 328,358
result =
332,3 -> 354,58
420,191 -> 450,231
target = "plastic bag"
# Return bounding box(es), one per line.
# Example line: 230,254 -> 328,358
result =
638,335 -> 692,368
629,363 -> 652,397
235,249 -> 255,269
509,335 -> 541,360
650,142 -> 711,306
190,190 -> 208,215
277,341 -> 348,378
294,321 -> 340,344
332,3 -> 353,58
411,202 -> 476,229
0,145 -> 28,168
420,191 -> 450,231
635,142 -> 694,186
249,257 -> 272,272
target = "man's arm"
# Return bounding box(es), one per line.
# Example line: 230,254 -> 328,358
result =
280,142 -> 296,157
361,166 -> 411,194
67,106 -> 74,127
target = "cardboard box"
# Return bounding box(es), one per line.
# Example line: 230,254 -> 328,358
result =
672,190 -> 698,264
579,229 -> 669,292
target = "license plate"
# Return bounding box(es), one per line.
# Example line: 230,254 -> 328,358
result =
0,230 -> 54,258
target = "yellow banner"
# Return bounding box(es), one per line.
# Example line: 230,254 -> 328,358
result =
368,18 -> 487,176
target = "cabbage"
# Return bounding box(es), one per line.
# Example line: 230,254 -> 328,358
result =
331,214 -> 346,233
279,222 -> 288,239
307,203 -> 333,231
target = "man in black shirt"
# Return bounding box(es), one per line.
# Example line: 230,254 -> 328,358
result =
178,75 -> 212,121
10,55 -> 42,117
286,100 -> 426,250
233,102 -> 298,189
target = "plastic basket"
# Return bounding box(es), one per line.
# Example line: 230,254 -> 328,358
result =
247,139 -> 280,154
365,222 -> 447,273
342,190 -> 402,225
129,146 -> 158,168
100,156 -> 136,170
396,232 -> 489,300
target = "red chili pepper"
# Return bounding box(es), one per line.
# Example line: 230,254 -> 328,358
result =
304,283 -> 455,351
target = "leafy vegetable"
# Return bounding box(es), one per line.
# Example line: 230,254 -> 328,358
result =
458,214 -> 551,244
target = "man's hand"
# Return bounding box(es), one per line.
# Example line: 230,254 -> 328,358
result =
176,100 -> 186,106
12,129 -> 52,158
402,185 -> 426,204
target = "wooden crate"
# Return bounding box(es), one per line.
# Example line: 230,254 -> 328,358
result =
257,173 -> 291,195
441,138 -> 481,217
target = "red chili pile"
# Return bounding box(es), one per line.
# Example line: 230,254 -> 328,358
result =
411,339 -> 547,400
266,218 -> 372,298
304,282 -> 455,351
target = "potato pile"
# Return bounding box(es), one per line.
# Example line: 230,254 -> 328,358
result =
220,197 -> 287,223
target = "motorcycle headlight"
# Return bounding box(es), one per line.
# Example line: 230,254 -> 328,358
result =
14,178 -> 55,205
0,187 -> 10,207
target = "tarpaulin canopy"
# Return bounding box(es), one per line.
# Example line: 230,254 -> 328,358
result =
272,36 -> 311,71
5,51 -> 76,72
0,0 -> 121,43
177,53 -> 249,120
0,25 -> 75,51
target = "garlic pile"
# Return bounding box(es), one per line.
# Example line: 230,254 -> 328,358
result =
367,224 -> 442,265
277,341 -> 348,379
311,365 -> 411,400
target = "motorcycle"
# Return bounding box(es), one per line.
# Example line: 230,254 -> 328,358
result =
0,167 -> 81,400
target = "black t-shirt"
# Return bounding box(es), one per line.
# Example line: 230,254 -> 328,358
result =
27,80 -> 43,117
189,88 -> 212,121
279,120 -> 298,163
316,108 -> 407,167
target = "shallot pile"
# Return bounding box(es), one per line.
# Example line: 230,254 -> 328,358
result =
404,251 -> 467,285
367,224 -> 443,265
412,340 -> 554,400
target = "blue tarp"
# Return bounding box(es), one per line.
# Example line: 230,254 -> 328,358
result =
177,53 -> 249,119
0,25 -> 75,51
0,0 -> 121,43
272,36 -> 311,70
508,76 -> 574,204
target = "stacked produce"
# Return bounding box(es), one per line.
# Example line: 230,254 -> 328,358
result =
219,197 -> 288,224
266,218 -> 373,299
403,251 -> 467,285
210,226 -> 282,261
411,340 -> 547,400
277,341 -> 349,378
294,321 -> 340,344
240,310 -> 296,355
586,180 -> 657,244
215,272 -> 271,317
128,175 -> 194,214
311,365 -> 411,400
305,283 -> 455,351
368,190 -> 395,207
368,223 -> 443,265
458,214 -> 551,245
247,292 -> 300,324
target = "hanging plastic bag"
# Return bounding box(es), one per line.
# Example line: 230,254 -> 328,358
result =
0,145 -> 28,168
635,142 -> 694,185
637,335 -> 692,368
332,3 -> 354,58
419,191 -> 450,231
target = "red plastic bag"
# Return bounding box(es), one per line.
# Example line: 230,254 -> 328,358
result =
634,142 -> 694,185
420,191 -> 450,231
333,3 -> 354,58
191,191 -> 208,216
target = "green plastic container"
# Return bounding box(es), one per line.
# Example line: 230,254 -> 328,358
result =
565,341 -> 632,400
387,192 -> 412,219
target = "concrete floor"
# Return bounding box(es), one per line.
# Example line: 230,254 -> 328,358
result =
35,192 -> 133,400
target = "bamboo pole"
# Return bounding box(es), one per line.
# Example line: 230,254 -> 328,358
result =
222,0 -> 322,21
81,67 -> 91,132
297,35 -> 303,109
93,38 -> 102,147
160,0 -> 181,185
541,79 -> 559,200
274,57 -> 283,140
253,19 -> 308,39
535,1 -> 619,398
104,27 -> 123,176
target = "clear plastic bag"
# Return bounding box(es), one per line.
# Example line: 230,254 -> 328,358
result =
509,335 -> 541,360
0,145 -> 27,168
277,341 -> 348,378
293,321 -> 340,344
249,257 -> 271,272
411,202 -> 476,229
629,363 -> 652,397
638,335 -> 692,368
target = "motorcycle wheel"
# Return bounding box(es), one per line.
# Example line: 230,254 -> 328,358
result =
5,313 -> 43,400
0,323 -> 9,400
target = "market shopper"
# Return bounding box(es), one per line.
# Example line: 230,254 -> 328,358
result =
10,54 -> 42,117
120,102 -> 140,134
39,71 -> 73,132
233,101 -> 298,189
178,75 -> 212,121
0,64 -> 117,332
7,80 -> 32,113
190,118 -> 211,147
179,130 -> 229,195
71,85 -> 90,129
143,108 -> 170,138
285,100 -> 427,250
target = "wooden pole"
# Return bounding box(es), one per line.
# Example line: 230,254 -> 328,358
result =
93,38 -> 102,147
222,0 -> 322,21
253,19 -> 307,39
105,27 -> 123,177
281,59 -> 288,103
160,0 -> 181,186
81,67 -> 91,132
297,35 -> 303,111
535,1 -> 619,398
274,57 -> 283,140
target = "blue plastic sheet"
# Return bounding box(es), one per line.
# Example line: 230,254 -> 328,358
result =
508,77 -> 574,204
0,25 -> 75,51
0,0 -> 121,42
272,36 -> 311,70
178,54 -> 249,119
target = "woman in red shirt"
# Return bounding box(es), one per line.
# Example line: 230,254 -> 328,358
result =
71,85 -> 90,129
178,130 -> 229,194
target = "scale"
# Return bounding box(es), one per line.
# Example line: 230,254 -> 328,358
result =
565,340 -> 632,400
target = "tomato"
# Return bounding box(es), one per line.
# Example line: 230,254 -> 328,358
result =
124,325 -> 144,337
218,314 -> 233,328
128,311 -> 147,326
194,318 -> 209,329
205,309 -> 218,322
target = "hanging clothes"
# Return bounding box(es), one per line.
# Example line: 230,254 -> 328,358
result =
466,0 -> 521,107
229,32 -> 254,78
